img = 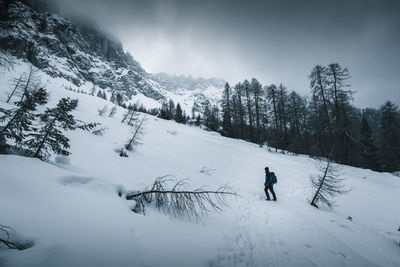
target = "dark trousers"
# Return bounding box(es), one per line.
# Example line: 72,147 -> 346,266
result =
264,184 -> 276,200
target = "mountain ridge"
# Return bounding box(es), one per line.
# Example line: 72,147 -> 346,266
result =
0,0 -> 225,113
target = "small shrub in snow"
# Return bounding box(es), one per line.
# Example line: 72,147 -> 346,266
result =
92,126 -> 107,136
199,166 -> 216,176
117,148 -> 128,157
108,105 -> 117,118
166,129 -> 177,135
97,105 -> 108,116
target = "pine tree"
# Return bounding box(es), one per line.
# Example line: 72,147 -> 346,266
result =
159,102 -> 170,119
25,98 -> 78,160
168,99 -> 175,120
251,78 -> 263,144
277,84 -> 288,146
309,65 -> 333,148
0,87 -> 48,153
221,82 -> 233,137
378,101 -> 400,172
116,93 -> 123,106
96,90 -> 103,98
234,83 -> 245,139
360,117 -> 379,170
175,103 -> 184,123
195,114 -> 201,126
243,79 -> 254,141
266,84 -> 279,148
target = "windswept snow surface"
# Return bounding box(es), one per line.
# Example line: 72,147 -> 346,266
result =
1,65 -> 400,267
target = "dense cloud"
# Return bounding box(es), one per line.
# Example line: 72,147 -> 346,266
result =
48,0 -> 399,107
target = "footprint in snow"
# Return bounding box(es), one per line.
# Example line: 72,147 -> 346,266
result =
60,176 -> 93,186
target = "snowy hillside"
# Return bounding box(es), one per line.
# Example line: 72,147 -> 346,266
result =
1,62 -> 400,267
0,1 -> 225,114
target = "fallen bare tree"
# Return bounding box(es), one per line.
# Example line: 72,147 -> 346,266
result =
0,225 -> 30,250
125,176 -> 238,221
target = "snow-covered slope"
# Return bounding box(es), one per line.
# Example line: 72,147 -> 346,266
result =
0,1 -> 225,114
1,62 -> 400,267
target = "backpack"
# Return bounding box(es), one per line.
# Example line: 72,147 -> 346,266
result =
270,172 -> 277,184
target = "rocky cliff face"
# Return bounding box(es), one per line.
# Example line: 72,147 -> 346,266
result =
0,1 -> 225,110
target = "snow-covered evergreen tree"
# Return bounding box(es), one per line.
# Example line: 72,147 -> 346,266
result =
0,87 -> 48,153
25,98 -> 78,160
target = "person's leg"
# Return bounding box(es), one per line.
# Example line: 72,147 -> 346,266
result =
264,186 -> 271,200
269,185 -> 277,201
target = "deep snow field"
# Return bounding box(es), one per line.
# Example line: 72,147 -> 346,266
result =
1,63 -> 400,267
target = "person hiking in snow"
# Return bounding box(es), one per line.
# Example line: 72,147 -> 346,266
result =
264,167 -> 277,201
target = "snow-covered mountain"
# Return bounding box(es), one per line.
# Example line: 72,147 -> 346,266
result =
1,60 -> 400,267
0,1 -> 225,113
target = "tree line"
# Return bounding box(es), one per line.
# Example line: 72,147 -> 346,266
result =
89,62 -> 399,173
214,63 -> 399,173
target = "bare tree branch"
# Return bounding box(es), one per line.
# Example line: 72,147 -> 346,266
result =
0,225 -> 30,250
310,146 -> 349,209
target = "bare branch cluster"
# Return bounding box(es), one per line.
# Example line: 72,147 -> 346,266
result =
310,157 -> 348,208
121,109 -> 139,126
108,105 -> 117,118
0,52 -> 15,72
97,105 -> 108,116
0,225 -> 29,250
125,115 -> 147,151
125,176 -> 238,221
5,67 -> 41,104
199,166 -> 216,176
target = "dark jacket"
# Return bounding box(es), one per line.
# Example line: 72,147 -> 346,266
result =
265,173 -> 272,186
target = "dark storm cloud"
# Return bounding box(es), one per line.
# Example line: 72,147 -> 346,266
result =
50,0 -> 400,107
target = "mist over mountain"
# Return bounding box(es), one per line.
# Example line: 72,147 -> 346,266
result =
0,1 -> 225,112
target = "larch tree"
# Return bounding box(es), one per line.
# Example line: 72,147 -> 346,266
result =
251,78 -> 263,144
360,116 -> 379,171
221,82 -> 233,137
378,101 -> 400,172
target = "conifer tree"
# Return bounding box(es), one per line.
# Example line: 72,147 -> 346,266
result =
221,82 -> 233,137
360,117 -> 379,170
0,87 -> 48,153
243,79 -> 254,141
168,99 -> 175,120
251,78 -> 263,144
25,98 -> 78,160
175,103 -> 184,123
159,102 -> 170,119
378,101 -> 400,172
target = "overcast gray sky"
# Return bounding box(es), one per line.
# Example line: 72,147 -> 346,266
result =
51,0 -> 399,108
